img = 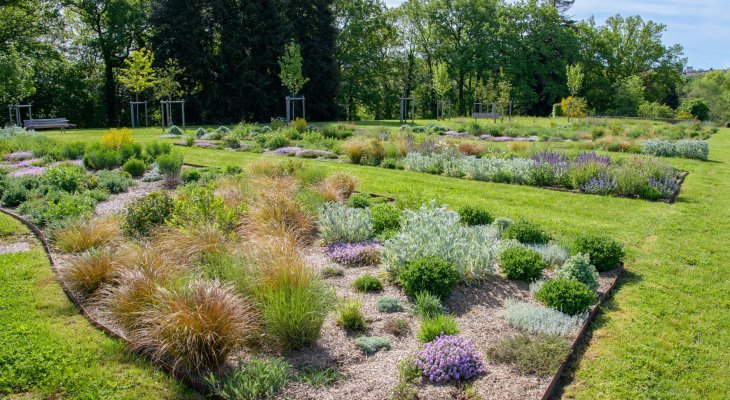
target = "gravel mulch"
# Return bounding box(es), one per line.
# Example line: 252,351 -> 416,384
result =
0,241 -> 31,255
94,180 -> 164,216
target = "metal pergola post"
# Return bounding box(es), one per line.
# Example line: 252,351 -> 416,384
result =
7,104 -> 32,127
285,96 -> 306,124
400,97 -> 415,123
160,100 -> 186,130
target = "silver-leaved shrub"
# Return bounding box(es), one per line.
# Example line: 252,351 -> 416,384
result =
502,299 -> 586,336
383,202 -> 498,283
498,240 -> 568,266
554,253 -> 600,292
318,202 -> 373,244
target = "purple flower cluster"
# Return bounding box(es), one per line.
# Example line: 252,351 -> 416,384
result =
11,158 -> 43,168
326,241 -> 382,267
649,176 -> 679,198
581,172 -> 617,195
8,166 -> 45,177
533,150 -> 568,166
4,151 -> 34,161
574,152 -> 611,167
270,146 -> 302,156
444,131 -> 470,138
414,335 -> 486,384
480,135 -> 537,142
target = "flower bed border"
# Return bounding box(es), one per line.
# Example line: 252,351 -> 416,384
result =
1,205 -> 625,400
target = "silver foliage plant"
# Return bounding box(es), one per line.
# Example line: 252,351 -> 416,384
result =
383,201 -> 498,283
403,152 -> 536,184
502,299 -> 586,336
554,253 -> 600,292
318,202 -> 374,244
498,240 -> 568,266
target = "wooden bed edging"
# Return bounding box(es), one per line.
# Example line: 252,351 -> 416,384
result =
539,267 -> 625,400
0,207 -> 215,397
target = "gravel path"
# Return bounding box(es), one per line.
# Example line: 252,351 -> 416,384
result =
94,180 -> 164,216
0,241 -> 31,255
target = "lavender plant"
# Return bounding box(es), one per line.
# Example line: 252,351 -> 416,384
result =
581,171 -> 617,195
413,335 -> 486,384
326,241 -> 382,267
318,202 -> 373,244
502,299 -> 586,336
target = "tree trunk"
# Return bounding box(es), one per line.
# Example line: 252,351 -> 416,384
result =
458,69 -> 465,116
103,58 -> 117,127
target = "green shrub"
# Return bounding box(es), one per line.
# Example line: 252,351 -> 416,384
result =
119,143 -> 143,163
170,185 -> 237,232
320,266 -> 344,278
353,274 -> 383,293
96,170 -> 133,194
156,153 -> 183,177
145,141 -> 172,160
347,193 -> 372,209
181,169 -> 201,183
224,165 -> 243,175
459,206 -> 493,226
502,219 -> 551,244
399,257 -> 459,300
412,291 -> 443,318
1,181 -> 29,207
555,253 -> 599,291
417,314 -> 460,343
206,357 -> 291,400
265,133 -> 290,149
59,142 -> 86,160
336,298 -> 367,332
122,192 -> 175,236
499,247 -> 547,281
19,191 -> 96,227
43,164 -> 87,193
371,203 -> 401,235
122,158 -> 147,178
571,235 -> 624,272
487,334 -> 571,377
535,278 -> 597,316
376,296 -> 403,313
355,336 -> 391,355
83,145 -> 120,170
167,125 -> 183,135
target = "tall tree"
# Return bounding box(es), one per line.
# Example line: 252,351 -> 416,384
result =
118,47 -> 157,102
566,63 -> 584,97
279,41 -> 309,96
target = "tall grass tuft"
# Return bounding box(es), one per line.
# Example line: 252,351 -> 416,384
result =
245,176 -> 315,242
245,236 -> 334,349
154,224 -> 232,264
63,249 -> 119,297
131,279 -> 259,374
316,172 -> 359,202
52,216 -> 121,253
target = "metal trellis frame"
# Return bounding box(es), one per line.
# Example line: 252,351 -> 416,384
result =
286,96 -> 306,124
400,97 -> 415,123
436,100 -> 452,121
7,104 -> 32,127
130,101 -> 149,127
160,100 -> 185,130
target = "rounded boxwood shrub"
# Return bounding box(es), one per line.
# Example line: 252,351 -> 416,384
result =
503,219 -> 551,244
182,169 -> 201,183
499,246 -> 547,281
353,274 -> 383,293
399,257 -> 460,300
122,158 -> 147,178
459,206 -> 493,226
571,235 -> 624,272
122,192 -> 175,236
535,278 -> 597,316
555,253 -> 599,291
370,202 -> 400,235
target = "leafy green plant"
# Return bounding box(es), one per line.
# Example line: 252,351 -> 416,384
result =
122,158 -> 147,177
353,273 -> 383,293
122,192 -> 175,236
555,253 -> 600,291
535,278 -> 597,316
336,298 -> 367,332
487,334 -> 571,376
371,202 -> 401,235
297,367 -> 340,387
571,235 -> 624,271
412,291 -> 444,318
459,206 -> 493,226
96,170 -> 134,194
417,314 -> 460,343
206,357 -> 290,400
355,336 -> 391,355
376,296 -> 404,313
83,144 -> 120,170
347,193 -> 372,209
502,299 -> 585,336
499,246 -> 547,281
156,153 -> 183,177
145,141 -> 172,160
181,169 -> 201,183
399,257 -> 459,300
43,164 -> 87,193
1,181 -> 29,206
502,219 -> 551,244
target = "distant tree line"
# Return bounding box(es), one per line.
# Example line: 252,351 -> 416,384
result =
2,0 -> 723,127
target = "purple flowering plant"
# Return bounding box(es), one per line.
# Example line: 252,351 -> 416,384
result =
326,241 -> 382,267
3,151 -> 34,162
648,176 -> 679,198
574,152 -> 611,167
413,335 -> 486,384
581,171 -> 617,195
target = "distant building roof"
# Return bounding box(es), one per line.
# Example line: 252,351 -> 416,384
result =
684,66 -> 728,77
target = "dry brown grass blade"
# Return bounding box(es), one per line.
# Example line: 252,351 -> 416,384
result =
52,216 -> 122,253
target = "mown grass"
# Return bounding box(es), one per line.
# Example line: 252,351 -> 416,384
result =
37,123 -> 730,398
0,213 -> 198,399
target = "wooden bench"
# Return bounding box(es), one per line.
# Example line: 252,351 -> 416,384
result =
472,112 -> 501,119
24,118 -> 76,130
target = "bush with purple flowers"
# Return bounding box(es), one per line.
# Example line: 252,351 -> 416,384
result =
581,171 -> 617,195
326,241 -> 382,267
413,335 -> 486,384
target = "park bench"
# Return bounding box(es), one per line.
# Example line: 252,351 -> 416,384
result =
23,118 -> 76,130
472,112 -> 501,119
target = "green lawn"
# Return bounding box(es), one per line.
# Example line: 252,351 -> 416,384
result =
15,124 -> 730,399
0,213 -> 199,399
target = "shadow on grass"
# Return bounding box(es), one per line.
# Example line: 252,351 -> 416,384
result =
549,269 -> 643,399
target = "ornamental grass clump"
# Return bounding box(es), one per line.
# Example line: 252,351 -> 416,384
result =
383,202 -> 498,282
246,176 -> 316,242
417,314 -> 460,343
414,335 -> 486,384
64,249 -> 119,297
318,202 -> 373,244
326,241 -> 381,267
555,253 -> 600,292
412,291 -> 444,318
353,273 -> 383,293
502,299 -> 585,336
132,279 -> 259,374
52,216 -> 120,253
336,298 -> 367,332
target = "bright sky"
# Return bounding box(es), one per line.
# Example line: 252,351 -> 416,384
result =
384,0 -> 730,69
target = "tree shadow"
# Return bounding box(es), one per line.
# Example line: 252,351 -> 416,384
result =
548,269 -> 643,399
446,275 -> 528,317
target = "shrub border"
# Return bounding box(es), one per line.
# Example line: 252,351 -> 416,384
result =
1,206 -> 625,399
0,207 -> 215,397
540,266 -> 624,400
